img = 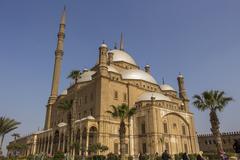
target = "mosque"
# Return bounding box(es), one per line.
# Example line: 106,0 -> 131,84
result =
8,8 -> 199,157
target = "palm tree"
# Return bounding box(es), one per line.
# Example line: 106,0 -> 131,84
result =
57,100 -> 73,153
193,90 -> 233,156
0,117 -> 20,154
67,70 -> 81,84
12,133 -> 20,141
106,104 -> 136,160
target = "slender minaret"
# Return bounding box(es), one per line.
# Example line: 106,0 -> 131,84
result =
98,42 -> 109,76
177,73 -> 190,111
44,7 -> 66,129
119,32 -> 124,50
177,73 -> 188,100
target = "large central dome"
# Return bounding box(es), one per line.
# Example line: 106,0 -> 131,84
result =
121,69 -> 158,84
108,49 -> 137,66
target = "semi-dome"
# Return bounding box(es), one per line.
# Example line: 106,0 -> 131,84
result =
160,84 -> 176,91
121,69 -> 158,84
108,49 -> 137,66
108,65 -> 120,73
77,70 -> 96,83
60,89 -> 68,95
137,92 -> 171,102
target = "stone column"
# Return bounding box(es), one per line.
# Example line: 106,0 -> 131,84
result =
129,117 -> 134,156
85,130 -> 89,156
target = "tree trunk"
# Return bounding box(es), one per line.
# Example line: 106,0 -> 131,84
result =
75,78 -> 78,84
210,110 -> 223,157
0,135 -> 5,155
119,120 -> 126,160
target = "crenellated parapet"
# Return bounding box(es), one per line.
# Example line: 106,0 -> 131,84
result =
198,131 -> 240,137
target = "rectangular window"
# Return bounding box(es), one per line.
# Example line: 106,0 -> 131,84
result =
114,143 -> 118,154
125,144 -> 128,154
184,143 -> 188,152
90,93 -> 94,101
90,108 -> 93,116
142,143 -> 147,154
163,123 -> 168,133
114,91 -> 118,99
213,140 -> 216,144
141,123 -> 146,134
205,140 -> 208,145
209,140 -> 212,144
79,97 -> 82,105
165,142 -> 169,151
123,93 -> 127,102
182,125 -> 186,135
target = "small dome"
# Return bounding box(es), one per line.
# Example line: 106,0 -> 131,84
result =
108,65 -> 120,73
137,92 -> 171,102
100,43 -> 108,48
57,122 -> 67,127
108,49 -> 137,66
80,115 -> 95,121
121,69 -> 158,84
60,89 -> 68,95
178,73 -> 184,78
77,70 -> 96,83
160,84 -> 176,91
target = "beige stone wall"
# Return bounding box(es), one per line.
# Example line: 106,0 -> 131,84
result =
198,132 -> 240,153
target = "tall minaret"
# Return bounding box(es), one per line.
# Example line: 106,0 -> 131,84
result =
44,7 -> 66,129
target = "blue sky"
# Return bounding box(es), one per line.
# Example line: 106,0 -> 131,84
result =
0,0 -> 240,154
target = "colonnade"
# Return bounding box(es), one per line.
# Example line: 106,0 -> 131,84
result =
35,126 -> 98,156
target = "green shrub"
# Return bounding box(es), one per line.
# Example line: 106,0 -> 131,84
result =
53,151 -> 65,160
106,153 -> 119,160
128,155 -> 134,160
188,154 -> 197,160
155,156 -> 162,160
203,153 -> 219,160
93,155 -> 106,160
27,154 -> 34,160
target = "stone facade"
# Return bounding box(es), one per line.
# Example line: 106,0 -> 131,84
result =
198,131 -> 240,153
7,8 -> 199,157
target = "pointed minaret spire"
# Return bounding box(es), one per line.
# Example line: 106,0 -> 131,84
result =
44,7 -> 66,130
60,5 -> 66,25
119,32 -> 124,50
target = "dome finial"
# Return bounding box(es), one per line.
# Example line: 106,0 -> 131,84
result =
119,32 -> 124,50
114,42 -> 117,49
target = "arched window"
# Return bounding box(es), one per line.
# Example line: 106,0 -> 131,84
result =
45,137 -> 48,153
60,133 -> 64,151
89,126 -> 97,147
182,125 -> 186,135
81,128 -> 87,155
48,135 -> 52,154
75,129 -> 81,155
53,130 -> 59,154
163,122 -> 168,133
